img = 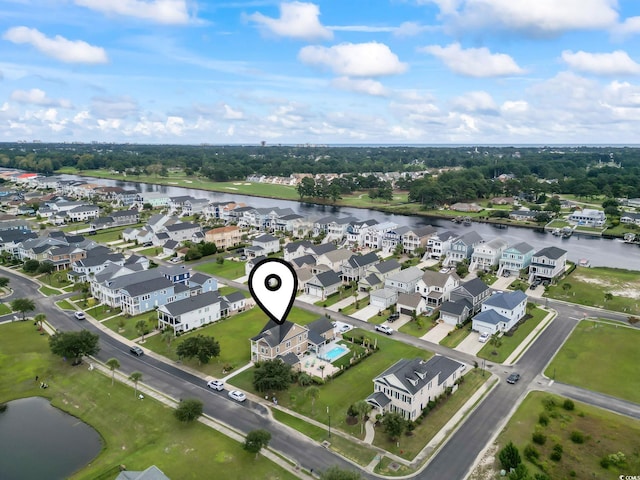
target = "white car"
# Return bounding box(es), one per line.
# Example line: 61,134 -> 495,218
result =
228,390 -> 247,402
207,380 -> 224,391
338,324 -> 351,333
74,311 -> 86,320
478,332 -> 490,343
375,324 -> 393,335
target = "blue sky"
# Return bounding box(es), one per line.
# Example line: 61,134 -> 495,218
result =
2,0 -> 640,145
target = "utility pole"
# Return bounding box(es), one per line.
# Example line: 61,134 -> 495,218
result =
327,406 -> 331,439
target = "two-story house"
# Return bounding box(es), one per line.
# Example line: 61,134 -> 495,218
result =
342,252 -> 380,283
305,270 -> 342,299
67,205 -> 100,222
426,230 -> 457,259
401,225 -> 437,254
205,225 -> 243,250
157,291 -> 224,334
250,320 -> 309,362
470,237 -> 508,271
245,234 -> 280,258
120,276 -> 190,316
345,219 -> 378,247
445,231 -> 484,265
44,245 -> 87,271
283,240 -> 314,261
472,290 -> 528,335
366,356 -> 466,421
529,246 -> 567,283
358,259 -> 402,292
439,278 -> 491,325
315,248 -> 353,274
163,222 -> 202,243
415,270 -> 460,309
568,208 -> 606,227
384,266 -> 423,294
499,242 -> 535,276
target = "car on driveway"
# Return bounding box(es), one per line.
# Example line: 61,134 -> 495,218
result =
506,373 -> 520,384
386,312 -> 400,323
74,311 -> 86,320
478,332 -> 490,343
375,324 -> 393,335
338,324 -> 352,333
130,346 -> 144,356
228,390 -> 246,402
207,380 -> 224,391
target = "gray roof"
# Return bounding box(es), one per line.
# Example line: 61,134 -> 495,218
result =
254,234 -> 278,243
397,292 -> 423,308
440,299 -> 472,315
165,222 -> 199,232
483,290 -> 527,310
277,352 -> 301,366
310,270 -> 342,287
189,272 -> 214,286
371,288 -> 398,300
223,291 -> 246,304
420,269 -> 455,287
347,252 -> 379,268
285,240 -> 313,252
69,205 -> 99,213
534,246 -> 567,260
375,356 -> 464,395
387,266 -> 423,283
292,254 -> 316,268
309,243 -> 337,256
121,276 -> 174,297
366,391 -> 392,408
308,317 -> 333,334
373,259 -> 401,274
161,291 -> 222,316
115,465 -> 170,480
455,230 -> 483,246
459,278 -> 490,297
251,320 -> 299,346
508,242 -> 535,254
433,230 -> 457,241
75,253 -> 124,268
473,309 -> 508,326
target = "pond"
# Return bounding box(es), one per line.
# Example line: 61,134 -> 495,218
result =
0,396 -> 103,480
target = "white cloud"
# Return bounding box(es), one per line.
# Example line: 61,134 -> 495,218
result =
420,43 -> 524,77
612,16 -> 640,38
299,42 -> 407,77
501,100 -> 529,114
74,0 -> 191,25
331,77 -> 387,96
223,104 -> 244,119
247,2 -> 332,41
393,22 -> 433,37
3,27 -> 108,64
90,96 -> 139,119
561,50 -> 640,75
429,0 -> 619,35
451,91 -> 498,114
10,88 -> 73,108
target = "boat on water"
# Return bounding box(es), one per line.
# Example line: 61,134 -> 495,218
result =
463,216 -> 472,226
624,233 -> 637,243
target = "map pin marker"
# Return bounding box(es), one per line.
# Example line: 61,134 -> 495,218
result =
248,258 -> 298,325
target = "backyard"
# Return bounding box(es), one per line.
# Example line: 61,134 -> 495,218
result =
545,319 -> 640,403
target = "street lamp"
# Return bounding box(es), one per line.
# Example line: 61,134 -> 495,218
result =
327,406 -> 331,438
482,359 -> 486,377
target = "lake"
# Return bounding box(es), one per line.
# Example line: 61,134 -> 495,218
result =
0,397 -> 102,480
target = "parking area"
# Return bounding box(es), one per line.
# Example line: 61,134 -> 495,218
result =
421,322 -> 455,343
455,330 -> 486,355
350,305 -> 381,321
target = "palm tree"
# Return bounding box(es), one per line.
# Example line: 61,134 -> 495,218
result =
106,358 -> 120,386
353,400 -> 372,435
160,328 -> 174,348
135,320 -> 148,342
562,282 -> 572,293
305,386 -> 320,415
34,313 -> 46,330
489,332 -> 502,356
128,371 -> 143,398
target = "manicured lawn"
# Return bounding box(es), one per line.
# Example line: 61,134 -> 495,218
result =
372,369 -> 488,461
477,306 -> 549,363
314,291 -> 351,308
37,271 -> 73,289
495,391 -> 640,480
546,219 -> 571,228
102,312 -> 157,341
398,318 -> 437,338
0,321 -> 297,480
38,285 -> 61,296
194,260 -> 246,280
340,297 -> 369,316
142,307 -> 319,378
0,303 -> 11,315
603,223 -> 639,237
439,325 -> 471,348
92,225 -> 143,244
545,266 -> 640,313
218,286 -> 249,298
228,328 -> 431,436
56,299 -> 74,310
137,246 -> 162,256
545,320 -> 640,403
86,304 -> 122,321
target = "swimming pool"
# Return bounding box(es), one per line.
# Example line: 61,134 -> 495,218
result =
323,345 -> 349,362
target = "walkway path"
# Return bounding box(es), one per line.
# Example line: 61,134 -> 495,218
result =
363,419 -> 376,444
221,361 -> 254,382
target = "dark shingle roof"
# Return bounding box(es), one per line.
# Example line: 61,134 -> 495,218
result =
534,246 -> 567,260
375,356 -> 464,395
460,278 -> 490,297
161,291 -> 222,316
473,309 -> 508,326
311,270 -> 342,287
483,290 -> 527,310
121,276 -> 173,296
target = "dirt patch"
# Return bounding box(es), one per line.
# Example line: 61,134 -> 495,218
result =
573,274 -> 640,299
468,443 -> 499,480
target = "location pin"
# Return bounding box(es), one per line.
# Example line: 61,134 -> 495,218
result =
248,258 -> 298,325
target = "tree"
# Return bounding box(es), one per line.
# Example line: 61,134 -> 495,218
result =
382,411 -> 407,441
353,400 -> 372,435
135,319 -> 149,342
160,328 -> 174,347
561,282 -> 572,292
11,298 -> 35,321
0,277 -> 10,289
489,332 -> 502,356
305,386 -> 320,415
80,282 -> 91,304
499,441 -> 522,471
23,259 -> 40,273
49,330 -> 100,362
34,313 -> 46,330
106,357 -> 120,386
243,429 -> 272,459
129,371 -> 143,398
604,292 -> 613,302
174,398 -> 203,423
320,466 -> 363,480
37,261 -> 55,281
176,335 -> 221,365
253,359 -> 293,393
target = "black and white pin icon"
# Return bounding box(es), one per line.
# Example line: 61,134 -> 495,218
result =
248,258 -> 298,325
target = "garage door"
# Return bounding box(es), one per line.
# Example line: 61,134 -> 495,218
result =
400,307 -> 413,316
307,286 -> 323,297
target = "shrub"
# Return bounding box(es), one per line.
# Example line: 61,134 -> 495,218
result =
498,442 -> 522,471
524,444 -> 539,462
532,432 -> 547,445
542,396 -> 557,411
600,456 -> 610,469
538,413 -> 549,426
550,444 -> 563,461
570,431 -> 585,444
0,403 -> 7,413
563,399 -> 575,411
607,452 -> 627,467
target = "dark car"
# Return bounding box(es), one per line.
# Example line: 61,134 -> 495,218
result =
387,312 -> 400,323
506,373 -> 520,384
130,346 -> 144,356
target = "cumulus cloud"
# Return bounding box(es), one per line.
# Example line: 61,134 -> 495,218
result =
3,27 -> 108,64
612,16 -> 640,38
299,42 -> 407,77
90,96 -> 139,119
451,91 -> 498,114
10,88 -> 73,108
420,43 -> 524,77
223,104 -> 244,120
426,0 -> 619,36
74,0 -> 191,24
247,2 -> 332,41
561,50 -> 640,75
501,100 -> 529,114
331,77 -> 387,96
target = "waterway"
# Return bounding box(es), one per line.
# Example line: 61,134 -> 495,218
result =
67,175 -> 640,271
0,396 -> 102,480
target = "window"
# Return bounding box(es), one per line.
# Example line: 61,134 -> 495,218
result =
285,341 -> 291,349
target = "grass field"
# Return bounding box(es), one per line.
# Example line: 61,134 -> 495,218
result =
545,266 -> 640,314
398,317 -> 437,338
102,312 -> 157,341
477,306 -> 549,363
439,325 -> 471,348
545,320 -> 640,403
0,303 -> 11,315
494,391 -> 640,480
142,306 -> 319,378
0,321 -> 297,480
194,259 -> 246,280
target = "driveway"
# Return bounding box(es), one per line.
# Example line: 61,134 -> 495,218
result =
349,304 -> 381,321
296,294 -> 319,304
491,275 -> 515,291
421,322 -> 455,343
455,330 -> 486,355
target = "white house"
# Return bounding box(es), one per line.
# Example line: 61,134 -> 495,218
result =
470,238 -> 508,271
396,292 -> 428,316
415,270 -> 460,308
384,266 -> 424,294
370,288 -> 398,309
366,356 -> 467,421
426,231 -> 457,259
246,234 -> 280,258
529,246 -> 567,283
305,270 -> 342,299
157,291 -> 223,334
568,208 -> 606,227
472,290 -> 528,335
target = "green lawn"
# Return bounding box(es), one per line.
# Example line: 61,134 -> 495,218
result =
495,391 -> 640,480
37,271 -> 73,289
137,246 -> 162,256
102,312 -> 158,341
477,306 -> 549,363
398,318 -> 437,338
142,306 -> 319,378
38,286 -> 61,296
218,286 -> 249,298
194,260 -> 246,280
545,320 -> 640,403
439,325 -> 471,348
0,321 -> 297,480
86,304 -> 122,321
545,267 -> 640,314
0,303 -> 11,315
56,299 -> 74,310
340,297 -> 369,316
228,328 -> 431,436
314,292 -> 352,308
92,225 -> 145,244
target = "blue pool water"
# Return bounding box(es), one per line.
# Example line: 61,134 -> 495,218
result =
324,345 -> 348,361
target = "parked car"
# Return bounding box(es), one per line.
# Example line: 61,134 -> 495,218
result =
74,311 -> 86,320
170,257 -> 182,263
338,324 -> 351,333
239,255 -> 247,261
506,373 -> 520,384
228,390 -> 246,402
387,312 -> 400,323
207,380 -> 224,391
478,332 -> 490,343
130,346 -> 144,356
439,267 -> 450,273
375,324 -> 393,335
142,242 -> 153,247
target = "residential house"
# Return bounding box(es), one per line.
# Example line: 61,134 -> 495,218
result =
342,252 -> 380,283
396,293 -> 428,316
245,255 -> 267,276
438,301 -> 472,326
204,225 -> 243,251
245,234 -> 280,258
472,290 -> 528,335
529,246 -> 567,283
358,259 -> 401,292
67,205 -> 100,222
157,291 -> 224,333
283,240 -> 313,261
187,272 -> 219,296
384,266 -> 423,294
345,219 -> 378,247
568,208 -> 606,227
370,288 -> 399,310
163,222 -> 202,243
470,238 -> 508,271
509,210 -> 539,222
0,229 -> 38,256
120,276 -> 189,316
43,245 -> 87,271
250,320 -> 309,362
366,356 -> 466,420
223,291 -> 248,315
499,242 -> 535,275
17,236 -> 68,261
381,225 -> 411,252
326,217 -> 357,241
620,211 -> 640,226
115,465 -> 170,480
162,240 -> 180,256
362,222 -> 398,249
440,278 -> 491,325
401,225 -> 437,254
183,198 -> 209,216
415,270 -> 460,309
315,248 -> 353,274
445,231 -> 484,265
426,231 -> 457,259
136,192 -> 170,208
307,317 -> 336,353
305,270 -> 342,299
451,202 -> 482,212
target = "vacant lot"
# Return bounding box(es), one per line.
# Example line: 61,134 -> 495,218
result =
545,319 -> 640,403
194,260 -> 246,280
